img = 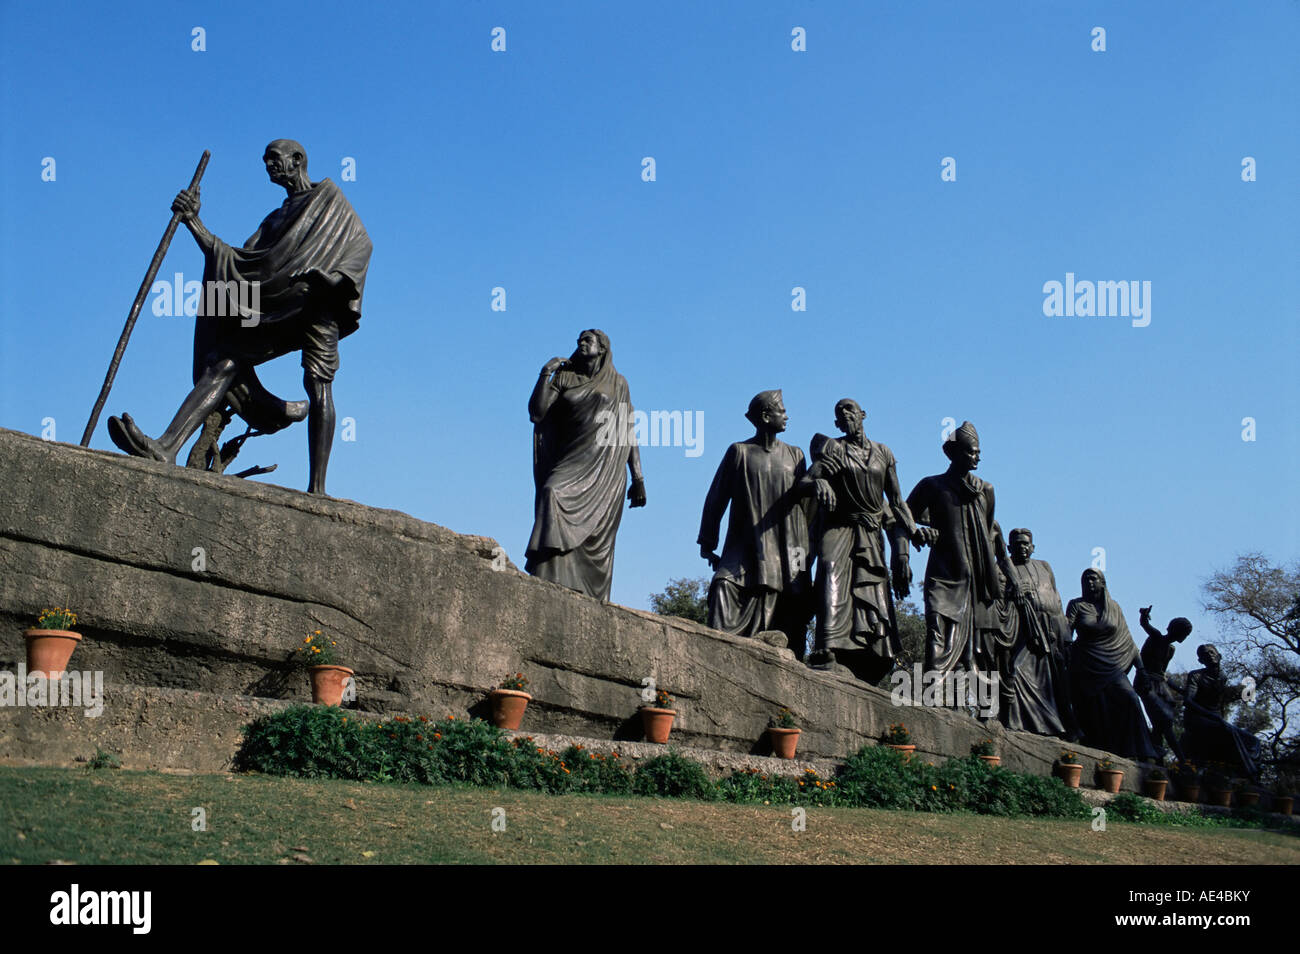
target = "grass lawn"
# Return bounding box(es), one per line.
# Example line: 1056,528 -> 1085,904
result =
2,766 -> 1297,865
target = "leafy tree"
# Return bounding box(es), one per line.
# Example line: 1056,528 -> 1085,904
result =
649,576 -> 710,624
1201,553 -> 1300,769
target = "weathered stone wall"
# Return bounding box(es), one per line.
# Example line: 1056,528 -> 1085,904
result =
0,427 -> 1139,787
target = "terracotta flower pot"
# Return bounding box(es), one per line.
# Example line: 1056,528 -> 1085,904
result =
885,743 -> 916,761
1054,762 -> 1082,787
1143,779 -> 1168,801
768,727 -> 801,759
640,706 -> 676,743
1208,787 -> 1232,807
1097,768 -> 1124,794
1175,782 -> 1200,803
308,665 -> 353,706
1236,790 -> 1260,809
24,629 -> 81,678
1272,796 -> 1293,816
978,754 -> 1001,768
489,688 -> 531,730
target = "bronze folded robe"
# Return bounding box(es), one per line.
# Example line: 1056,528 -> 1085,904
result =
1066,588 -> 1158,760
906,471 -> 1003,684
526,353 -> 636,601
1001,559 -> 1067,735
811,436 -> 913,663
193,178 -> 372,426
698,438 -> 812,640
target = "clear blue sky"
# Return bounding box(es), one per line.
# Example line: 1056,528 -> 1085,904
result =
1,1 -> 1295,674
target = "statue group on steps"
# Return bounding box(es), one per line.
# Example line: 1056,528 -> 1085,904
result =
98,148 -> 1260,779
685,392 -> 1260,776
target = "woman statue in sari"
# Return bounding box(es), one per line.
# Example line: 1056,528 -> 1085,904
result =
526,329 -> 647,600
1065,569 -> 1158,760
1183,644 -> 1262,779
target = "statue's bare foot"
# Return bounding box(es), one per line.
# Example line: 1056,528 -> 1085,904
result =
107,413 -> 171,462
108,415 -> 144,456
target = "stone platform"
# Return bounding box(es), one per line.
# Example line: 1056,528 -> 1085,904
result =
0,427 -> 1140,789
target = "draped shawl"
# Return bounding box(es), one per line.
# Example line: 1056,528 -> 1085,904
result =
1065,571 -> 1140,686
526,331 -> 634,597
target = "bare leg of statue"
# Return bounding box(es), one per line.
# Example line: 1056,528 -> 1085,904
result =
305,370 -> 333,495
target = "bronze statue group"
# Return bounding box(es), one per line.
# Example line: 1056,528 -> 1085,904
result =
523,362 -> 1261,779
102,143 -> 1259,779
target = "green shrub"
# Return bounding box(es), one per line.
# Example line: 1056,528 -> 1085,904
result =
557,744 -> 634,795
836,746 -> 923,810
86,747 -> 121,771
917,756 -> 995,813
716,767 -> 841,806
235,708 -> 1244,829
986,768 -> 1090,818
1108,791 -> 1163,822
234,705 -> 366,779
834,747 -> 1088,819
632,750 -> 715,800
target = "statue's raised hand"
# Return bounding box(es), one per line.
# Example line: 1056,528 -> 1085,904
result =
541,357 -> 567,376
171,189 -> 200,221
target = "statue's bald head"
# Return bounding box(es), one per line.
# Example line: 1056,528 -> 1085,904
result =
264,139 -> 307,166
263,140 -> 310,192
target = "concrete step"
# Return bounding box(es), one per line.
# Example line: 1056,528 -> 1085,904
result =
0,683 -> 840,779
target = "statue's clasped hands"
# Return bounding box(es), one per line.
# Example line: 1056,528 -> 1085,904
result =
813,479 -> 836,509
912,526 -> 940,549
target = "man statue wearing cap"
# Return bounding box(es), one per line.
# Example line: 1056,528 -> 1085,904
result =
698,390 -> 815,655
902,421 -> 1019,712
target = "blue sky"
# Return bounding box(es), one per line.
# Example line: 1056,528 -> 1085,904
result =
1,1 -> 1295,673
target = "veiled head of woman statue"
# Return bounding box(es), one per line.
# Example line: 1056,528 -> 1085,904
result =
1081,568 -> 1106,601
